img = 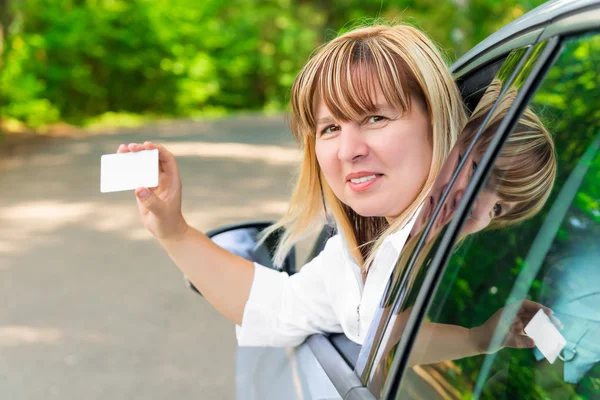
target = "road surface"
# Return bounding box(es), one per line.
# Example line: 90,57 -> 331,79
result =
0,115 -> 313,400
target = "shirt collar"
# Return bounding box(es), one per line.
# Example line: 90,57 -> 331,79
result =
338,203 -> 424,262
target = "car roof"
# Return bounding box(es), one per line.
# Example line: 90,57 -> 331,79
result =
451,0 -> 600,75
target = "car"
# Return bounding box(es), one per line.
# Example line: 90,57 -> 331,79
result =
196,0 -> 600,398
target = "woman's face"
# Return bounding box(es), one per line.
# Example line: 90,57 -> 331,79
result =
314,82 -> 432,220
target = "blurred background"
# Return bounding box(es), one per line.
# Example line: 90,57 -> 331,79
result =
0,1 -> 547,399
0,0 -> 547,130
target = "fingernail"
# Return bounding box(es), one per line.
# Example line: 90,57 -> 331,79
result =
138,189 -> 149,198
551,315 -> 563,330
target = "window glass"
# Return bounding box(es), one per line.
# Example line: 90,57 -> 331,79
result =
394,33 -> 600,399
358,43 -> 543,393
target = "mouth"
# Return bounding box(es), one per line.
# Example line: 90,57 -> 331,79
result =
346,173 -> 384,192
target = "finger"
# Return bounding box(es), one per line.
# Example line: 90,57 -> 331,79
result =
135,187 -> 166,217
117,144 -> 130,153
518,310 -> 537,321
127,142 -> 145,152
551,315 -> 564,330
507,334 -> 535,349
143,141 -> 155,150
130,141 -> 180,182
520,299 -> 553,317
146,142 -> 179,178
510,319 -> 524,332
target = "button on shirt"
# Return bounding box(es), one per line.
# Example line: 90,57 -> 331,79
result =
236,214 -> 418,347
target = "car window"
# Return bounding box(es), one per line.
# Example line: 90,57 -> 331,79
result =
456,56 -> 507,113
392,32 -> 600,399
355,42 -> 543,393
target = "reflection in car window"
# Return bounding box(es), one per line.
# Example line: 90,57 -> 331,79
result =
356,43 -> 544,394
393,33 -> 600,399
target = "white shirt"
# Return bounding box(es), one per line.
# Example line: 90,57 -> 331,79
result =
236,215 -> 417,347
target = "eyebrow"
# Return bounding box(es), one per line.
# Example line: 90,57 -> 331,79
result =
315,104 -> 395,125
316,116 -> 335,125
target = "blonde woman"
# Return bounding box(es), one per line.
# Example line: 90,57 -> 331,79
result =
119,23 -> 466,347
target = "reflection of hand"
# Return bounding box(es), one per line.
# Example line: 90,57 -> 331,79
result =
469,300 -> 553,354
117,142 -> 188,241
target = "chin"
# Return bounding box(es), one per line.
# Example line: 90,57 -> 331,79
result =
347,203 -> 387,218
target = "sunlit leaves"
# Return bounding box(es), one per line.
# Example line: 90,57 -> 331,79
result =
0,0 -> 553,128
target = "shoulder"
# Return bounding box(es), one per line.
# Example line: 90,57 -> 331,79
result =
323,233 -> 343,250
301,233 -> 346,268
304,233 -> 355,272
307,233 -> 344,263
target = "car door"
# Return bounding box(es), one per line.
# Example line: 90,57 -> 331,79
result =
376,24 -> 600,400
234,38 -> 536,400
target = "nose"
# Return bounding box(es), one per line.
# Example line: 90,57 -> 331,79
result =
337,124 -> 368,162
469,190 -> 496,222
450,189 -> 465,211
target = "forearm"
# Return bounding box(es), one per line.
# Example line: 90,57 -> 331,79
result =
407,322 -> 480,367
159,226 -> 255,325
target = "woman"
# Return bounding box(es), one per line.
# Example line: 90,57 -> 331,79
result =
119,23 -> 467,347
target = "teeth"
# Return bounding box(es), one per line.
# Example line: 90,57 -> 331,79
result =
350,175 -> 378,184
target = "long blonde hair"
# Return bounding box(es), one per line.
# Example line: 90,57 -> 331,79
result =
461,79 -> 556,229
264,22 -> 467,270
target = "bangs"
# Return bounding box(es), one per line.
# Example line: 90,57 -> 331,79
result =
300,39 -> 421,137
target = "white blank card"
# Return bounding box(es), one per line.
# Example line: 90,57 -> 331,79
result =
524,309 -> 567,364
100,149 -> 159,193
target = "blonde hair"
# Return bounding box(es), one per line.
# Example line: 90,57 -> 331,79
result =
263,22 -> 467,270
462,79 -> 556,229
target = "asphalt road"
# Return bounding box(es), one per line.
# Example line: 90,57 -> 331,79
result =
0,115 -> 310,400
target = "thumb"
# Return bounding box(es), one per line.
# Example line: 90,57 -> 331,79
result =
136,187 -> 166,216
508,335 -> 535,349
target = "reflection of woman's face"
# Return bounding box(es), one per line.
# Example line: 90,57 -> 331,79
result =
415,141 -> 513,237
462,188 -> 513,235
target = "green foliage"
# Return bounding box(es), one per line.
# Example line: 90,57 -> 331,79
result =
0,0 -> 547,128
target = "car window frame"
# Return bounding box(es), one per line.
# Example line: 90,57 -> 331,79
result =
379,35 -> 563,399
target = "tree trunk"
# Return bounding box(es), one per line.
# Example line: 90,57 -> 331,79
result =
0,0 -> 13,68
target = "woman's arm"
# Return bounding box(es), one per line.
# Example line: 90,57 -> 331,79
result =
407,299 -> 549,367
122,141 -> 342,347
159,227 -> 255,326
406,323 -> 478,367
374,299 -> 550,376
118,141 -> 255,325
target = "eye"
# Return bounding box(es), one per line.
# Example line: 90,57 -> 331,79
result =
472,160 -> 479,172
320,125 -> 340,136
367,115 -> 387,124
493,203 -> 503,217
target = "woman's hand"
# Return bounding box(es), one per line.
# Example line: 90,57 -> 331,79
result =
117,141 -> 188,241
469,299 -> 554,354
